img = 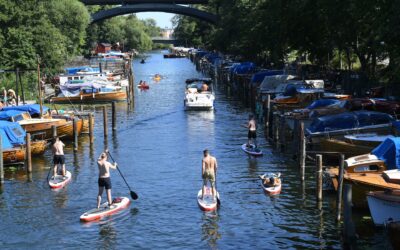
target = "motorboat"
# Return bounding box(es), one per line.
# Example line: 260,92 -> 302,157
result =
367,190 -> 400,226
184,78 -> 215,111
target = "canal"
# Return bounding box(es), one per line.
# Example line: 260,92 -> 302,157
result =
0,51 -> 391,249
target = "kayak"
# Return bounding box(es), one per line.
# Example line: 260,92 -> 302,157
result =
137,84 -> 149,89
197,187 -> 219,211
49,170 -> 72,189
241,143 -> 263,156
80,197 -> 130,222
260,173 -> 282,195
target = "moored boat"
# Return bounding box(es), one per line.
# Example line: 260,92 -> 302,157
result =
367,190 -> 400,226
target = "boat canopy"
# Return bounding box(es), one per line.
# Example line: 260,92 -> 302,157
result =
372,138 -> 400,170
2,104 -> 49,116
186,78 -> 212,84
0,120 -> 26,148
282,84 -> 324,96
307,111 -> 394,133
0,110 -> 25,120
65,66 -> 99,75
250,70 -> 284,85
306,99 -> 344,109
230,62 -> 256,74
259,75 -> 297,93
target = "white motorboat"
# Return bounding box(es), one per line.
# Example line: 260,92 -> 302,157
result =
184,78 -> 215,111
367,190 -> 400,226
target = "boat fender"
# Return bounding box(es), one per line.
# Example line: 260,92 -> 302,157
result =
112,197 -> 123,203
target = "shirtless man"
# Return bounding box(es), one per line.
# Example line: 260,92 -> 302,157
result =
52,137 -> 66,179
97,150 -> 117,208
201,149 -> 218,201
201,82 -> 209,92
247,114 -> 257,148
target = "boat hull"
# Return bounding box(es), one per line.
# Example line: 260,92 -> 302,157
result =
50,91 -> 127,104
3,148 -> 25,165
367,191 -> 400,225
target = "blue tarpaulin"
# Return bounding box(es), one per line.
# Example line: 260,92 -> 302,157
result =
2,104 -> 49,116
307,111 -> 394,133
0,110 -> 25,120
250,70 -> 284,84
0,120 -> 26,148
306,99 -> 343,109
372,138 -> 400,170
64,67 -> 99,75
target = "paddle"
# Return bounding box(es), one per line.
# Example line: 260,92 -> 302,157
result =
215,170 -> 221,206
107,151 -> 138,200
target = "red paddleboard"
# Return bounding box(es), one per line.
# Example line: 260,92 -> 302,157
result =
197,187 -> 219,212
80,197 -> 130,222
49,171 -> 72,189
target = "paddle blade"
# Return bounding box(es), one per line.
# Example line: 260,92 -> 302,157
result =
130,191 -> 139,200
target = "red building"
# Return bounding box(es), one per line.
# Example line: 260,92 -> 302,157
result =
95,43 -> 111,54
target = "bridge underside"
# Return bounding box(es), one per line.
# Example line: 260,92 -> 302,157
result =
91,3 -> 217,24
82,0 -> 208,4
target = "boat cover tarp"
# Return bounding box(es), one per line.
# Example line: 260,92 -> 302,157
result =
0,110 -> 25,120
250,70 -> 284,84
307,111 -> 394,133
230,62 -> 256,74
306,99 -> 344,109
372,138 -> 400,170
259,75 -> 297,93
59,82 -> 103,97
0,120 -> 26,148
65,67 -> 98,75
2,104 -> 49,116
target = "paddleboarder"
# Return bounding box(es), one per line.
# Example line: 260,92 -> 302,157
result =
246,114 -> 257,148
201,149 -> 218,202
97,150 -> 117,209
52,137 -> 66,179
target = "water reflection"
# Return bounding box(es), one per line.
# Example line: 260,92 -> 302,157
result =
247,157 -> 259,175
201,211 -> 221,249
98,221 -> 117,250
53,189 -> 68,209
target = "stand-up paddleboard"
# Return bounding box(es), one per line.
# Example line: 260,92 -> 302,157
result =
49,170 -> 72,189
80,197 -> 130,222
260,173 -> 282,195
197,187 -> 219,211
241,143 -> 263,156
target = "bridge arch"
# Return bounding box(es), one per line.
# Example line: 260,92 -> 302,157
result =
91,4 -> 218,24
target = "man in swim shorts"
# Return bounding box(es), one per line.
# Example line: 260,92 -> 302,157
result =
52,137 -> 66,179
247,114 -> 257,148
97,150 -> 117,208
201,149 -> 218,201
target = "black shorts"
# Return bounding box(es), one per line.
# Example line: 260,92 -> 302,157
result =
98,177 -> 112,190
248,130 -> 257,139
53,155 -> 65,165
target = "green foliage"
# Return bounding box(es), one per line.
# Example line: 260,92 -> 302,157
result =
173,0 -> 400,82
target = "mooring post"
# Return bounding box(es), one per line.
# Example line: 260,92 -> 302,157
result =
264,94 -> 271,140
73,118 -> 78,152
299,121 -> 306,181
336,154 -> 345,221
89,113 -> 94,145
316,154 -> 323,202
103,106 -> 108,138
26,133 -> 32,173
343,183 -> 357,248
0,134 -> 3,185
112,101 -> 116,131
52,125 -> 57,140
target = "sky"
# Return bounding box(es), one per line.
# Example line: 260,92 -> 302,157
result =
136,12 -> 175,29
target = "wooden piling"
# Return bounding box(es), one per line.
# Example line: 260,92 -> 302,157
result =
103,106 -> 108,138
336,154 -> 345,221
25,133 -> 32,173
0,134 -> 3,185
264,94 -> 271,140
273,113 -> 279,148
316,154 -> 323,201
89,113 -> 94,144
279,115 -> 286,152
112,101 -> 116,131
73,118 -> 78,152
343,183 -> 357,248
52,125 -> 57,140
299,121 -> 306,181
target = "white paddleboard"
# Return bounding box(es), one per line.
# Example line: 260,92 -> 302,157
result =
49,170 -> 72,189
80,197 -> 130,222
241,143 -> 263,156
197,187 -> 219,211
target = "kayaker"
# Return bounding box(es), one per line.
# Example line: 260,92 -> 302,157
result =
97,150 -> 117,209
52,137 -> 66,179
246,114 -> 257,148
201,149 -> 218,202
